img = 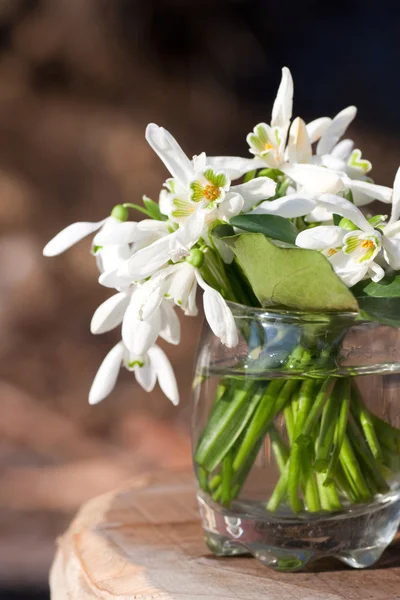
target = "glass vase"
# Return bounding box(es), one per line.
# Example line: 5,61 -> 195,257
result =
192,303 -> 400,571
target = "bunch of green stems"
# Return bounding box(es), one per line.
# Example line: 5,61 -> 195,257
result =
195,347 -> 400,513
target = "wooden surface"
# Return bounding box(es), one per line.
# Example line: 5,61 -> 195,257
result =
50,471 -> 400,600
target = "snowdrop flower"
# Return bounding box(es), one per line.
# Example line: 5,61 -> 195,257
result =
90,286 -> 180,355
43,205 -> 137,257
149,125 -> 276,228
296,199 -> 385,286
89,341 -> 179,406
129,252 -> 239,348
380,167 -> 400,270
247,67 -> 293,168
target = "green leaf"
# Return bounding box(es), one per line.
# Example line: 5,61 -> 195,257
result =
230,214 -> 298,245
211,222 -> 235,239
352,273 -> 400,327
142,196 -> 168,221
224,233 -> 359,312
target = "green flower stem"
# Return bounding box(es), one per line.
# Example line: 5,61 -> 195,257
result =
267,461 -> 292,512
197,466 -> 210,493
315,385 -> 340,472
372,417 -> 400,453
324,379 -> 351,485
339,434 -> 371,501
194,381 -> 260,472
221,451 -> 234,506
232,379 -> 297,474
334,463 -> 358,503
351,385 -> 382,460
283,404 -> 295,444
301,378 -> 336,437
316,472 -> 342,511
268,425 -> 289,473
347,415 -> 389,494
302,462 -> 321,513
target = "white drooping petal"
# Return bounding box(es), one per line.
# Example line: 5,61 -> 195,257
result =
317,106 -> 357,155
368,262 -> 385,283
207,156 -> 265,180
287,117 -> 312,164
90,292 -> 130,334
231,177 -> 277,210
134,358 -> 157,393
306,117 -> 332,143
389,167 -> 400,224
296,226 -> 345,250
124,234 -> 172,280
159,301 -> 181,345
217,192 -> 244,221
165,261 -> 197,312
148,345 -> 180,405
281,164 -> 344,195
122,301 -> 161,355
195,272 -> 238,348
348,179 -> 393,204
146,123 -> 195,185
328,252 -> 368,287
171,207 -> 206,259
43,219 -> 107,256
252,194 -> 316,218
330,139 -> 354,160
382,237 -> 400,270
271,66 -> 293,129
93,221 -> 139,246
97,244 -> 132,276
318,194 -> 374,232
88,342 -> 124,405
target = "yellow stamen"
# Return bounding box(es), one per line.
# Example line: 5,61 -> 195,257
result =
203,184 -> 219,202
264,142 -> 274,151
361,240 -> 375,250
327,248 -> 337,257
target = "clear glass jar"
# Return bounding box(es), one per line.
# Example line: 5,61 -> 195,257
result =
192,303 -> 400,571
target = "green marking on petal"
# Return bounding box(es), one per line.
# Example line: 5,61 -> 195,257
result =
128,360 -> 145,368
165,178 -> 176,194
203,168 -> 227,189
93,245 -> 103,254
190,181 -> 205,202
172,198 -> 194,218
343,235 -> 360,254
348,149 -> 372,174
255,124 -> 268,145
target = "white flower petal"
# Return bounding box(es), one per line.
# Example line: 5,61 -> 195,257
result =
148,345 -> 180,405
90,292 -> 130,334
134,359 -> 157,392
207,156 -> 265,180
43,220 -> 106,256
317,106 -> 357,155
94,221 -> 139,246
296,226 -> 345,250
97,245 -> 132,275
231,177 -> 277,210
271,66 -> 293,130
146,123 -> 194,185
195,272 -> 238,348
331,139 -> 354,160
329,252 -> 368,287
318,194 -> 374,232
88,342 -> 124,405
383,237 -> 400,270
389,167 -> 400,224
306,117 -> 332,143
122,302 -> 161,355
287,117 -> 312,164
159,301 -> 181,345
348,179 -> 392,204
217,192 -> 244,220
281,163 -> 344,195
252,194 -> 316,218
368,262 -> 385,283
123,235 -> 172,280
172,207 -> 205,255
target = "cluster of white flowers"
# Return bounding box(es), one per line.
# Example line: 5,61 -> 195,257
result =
43,67 -> 400,406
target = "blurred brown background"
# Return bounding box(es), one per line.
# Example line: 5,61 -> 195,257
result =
0,0 -> 398,597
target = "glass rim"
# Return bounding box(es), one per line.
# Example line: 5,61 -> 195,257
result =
226,300 -> 361,324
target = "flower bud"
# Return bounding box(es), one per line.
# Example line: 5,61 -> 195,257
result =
111,204 -> 129,222
339,217 -> 359,232
186,248 -> 204,268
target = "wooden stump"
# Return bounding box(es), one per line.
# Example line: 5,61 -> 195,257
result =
50,471 -> 400,600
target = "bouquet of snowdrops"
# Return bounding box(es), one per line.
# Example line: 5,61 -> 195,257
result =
44,67 -> 400,515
